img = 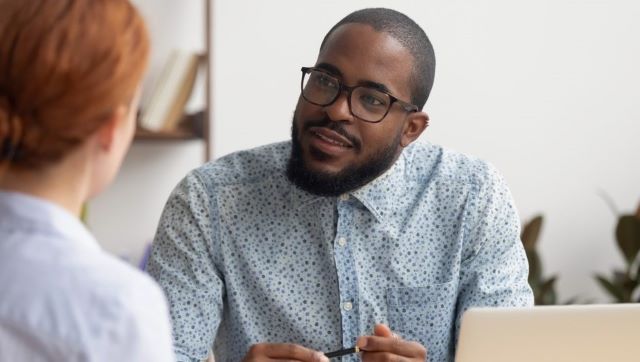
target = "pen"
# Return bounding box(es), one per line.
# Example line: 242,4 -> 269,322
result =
324,346 -> 360,359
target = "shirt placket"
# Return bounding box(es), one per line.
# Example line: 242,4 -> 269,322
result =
333,194 -> 361,361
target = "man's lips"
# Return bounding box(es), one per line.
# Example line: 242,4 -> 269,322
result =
308,127 -> 354,148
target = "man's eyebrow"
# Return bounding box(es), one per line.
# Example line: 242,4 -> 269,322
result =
359,80 -> 391,94
315,63 -> 342,77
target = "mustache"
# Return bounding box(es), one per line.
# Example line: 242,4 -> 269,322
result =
302,117 -> 361,149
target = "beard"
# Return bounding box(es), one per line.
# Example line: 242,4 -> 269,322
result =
286,115 -> 402,197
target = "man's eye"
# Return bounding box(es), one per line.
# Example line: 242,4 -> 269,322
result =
360,94 -> 385,106
315,74 -> 337,88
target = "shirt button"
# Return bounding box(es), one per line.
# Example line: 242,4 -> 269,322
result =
339,194 -> 349,201
343,302 -> 353,311
338,237 -> 347,247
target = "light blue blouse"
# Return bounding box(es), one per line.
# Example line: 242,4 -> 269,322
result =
0,191 -> 175,362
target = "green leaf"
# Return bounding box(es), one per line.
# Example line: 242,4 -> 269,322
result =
595,274 -> 626,302
80,203 -> 89,225
616,215 -> 640,265
536,276 -> 557,305
613,271 -> 628,285
614,271 -> 636,301
521,215 -> 543,251
526,249 -> 542,287
540,276 -> 557,292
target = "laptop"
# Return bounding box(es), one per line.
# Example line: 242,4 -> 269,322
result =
455,303 -> 640,362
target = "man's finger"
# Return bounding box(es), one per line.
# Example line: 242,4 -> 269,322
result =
357,336 -> 426,358
248,343 -> 328,362
359,351 -> 402,362
373,323 -> 394,338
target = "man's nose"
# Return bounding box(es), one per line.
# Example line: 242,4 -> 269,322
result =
323,90 -> 354,123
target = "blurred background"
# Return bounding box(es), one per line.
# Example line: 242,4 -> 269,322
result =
88,0 -> 640,303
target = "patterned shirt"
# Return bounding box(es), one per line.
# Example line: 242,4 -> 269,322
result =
0,191 -> 175,362
147,141 -> 533,362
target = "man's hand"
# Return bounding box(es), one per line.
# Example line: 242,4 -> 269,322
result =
242,343 -> 330,362
357,324 -> 428,362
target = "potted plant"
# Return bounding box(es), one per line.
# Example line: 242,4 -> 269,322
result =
594,202 -> 640,302
521,215 -> 559,305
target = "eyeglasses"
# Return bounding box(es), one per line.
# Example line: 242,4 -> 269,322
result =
300,67 -> 418,123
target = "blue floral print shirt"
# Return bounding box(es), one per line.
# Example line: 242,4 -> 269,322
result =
147,141 -> 533,362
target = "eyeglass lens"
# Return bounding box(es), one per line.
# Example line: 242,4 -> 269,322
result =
302,69 -> 392,123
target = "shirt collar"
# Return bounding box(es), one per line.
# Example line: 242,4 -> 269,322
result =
350,150 -> 407,223
288,149 -> 409,223
0,190 -> 99,250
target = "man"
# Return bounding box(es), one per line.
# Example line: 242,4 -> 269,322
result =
148,8 -> 533,362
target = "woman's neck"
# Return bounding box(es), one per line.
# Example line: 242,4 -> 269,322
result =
0,151 -> 91,217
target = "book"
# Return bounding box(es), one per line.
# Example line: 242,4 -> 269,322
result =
139,49 -> 201,132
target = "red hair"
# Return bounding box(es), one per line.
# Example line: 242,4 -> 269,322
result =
0,0 -> 150,170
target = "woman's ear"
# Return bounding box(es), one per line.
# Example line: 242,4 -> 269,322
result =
95,105 -> 128,152
400,111 -> 429,147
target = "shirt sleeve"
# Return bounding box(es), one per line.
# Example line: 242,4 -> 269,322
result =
146,170 -> 224,362
454,162 -> 534,340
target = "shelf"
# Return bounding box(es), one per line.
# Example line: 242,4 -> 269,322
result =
134,109 -> 206,142
131,0 -> 212,162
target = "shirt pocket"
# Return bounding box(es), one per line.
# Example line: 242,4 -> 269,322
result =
386,282 -> 457,361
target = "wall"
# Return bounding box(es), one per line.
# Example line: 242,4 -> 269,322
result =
92,0 -> 640,302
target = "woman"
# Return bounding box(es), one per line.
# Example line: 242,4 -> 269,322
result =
0,0 -> 175,361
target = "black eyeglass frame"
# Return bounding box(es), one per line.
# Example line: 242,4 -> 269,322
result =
300,67 -> 419,123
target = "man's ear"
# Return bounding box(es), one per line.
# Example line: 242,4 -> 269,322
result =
95,105 -> 128,151
400,111 -> 429,147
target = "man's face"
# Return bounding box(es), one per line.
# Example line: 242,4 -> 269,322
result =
287,23 -> 427,196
